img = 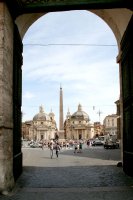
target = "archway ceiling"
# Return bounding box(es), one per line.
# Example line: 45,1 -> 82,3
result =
6,0 -> 132,19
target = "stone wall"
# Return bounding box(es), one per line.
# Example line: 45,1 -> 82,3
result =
0,2 -> 14,193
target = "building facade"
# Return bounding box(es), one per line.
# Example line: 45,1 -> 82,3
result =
93,122 -> 104,137
22,121 -> 32,140
115,99 -> 121,140
22,106 -> 57,142
103,114 -> 118,136
64,104 -> 94,140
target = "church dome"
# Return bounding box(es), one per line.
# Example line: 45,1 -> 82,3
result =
33,105 -> 50,121
71,104 -> 90,120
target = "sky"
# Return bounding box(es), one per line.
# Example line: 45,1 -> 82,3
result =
22,10 -> 120,128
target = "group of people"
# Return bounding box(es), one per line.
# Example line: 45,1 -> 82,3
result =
47,140 -> 83,158
48,141 -> 61,159
74,142 -> 83,153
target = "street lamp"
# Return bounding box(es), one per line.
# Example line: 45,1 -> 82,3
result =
97,109 -> 103,123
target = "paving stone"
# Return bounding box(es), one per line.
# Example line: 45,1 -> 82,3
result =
0,146 -> 133,200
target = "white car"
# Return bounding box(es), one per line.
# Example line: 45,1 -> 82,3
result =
92,139 -> 103,146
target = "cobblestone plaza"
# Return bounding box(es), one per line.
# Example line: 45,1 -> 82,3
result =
1,145 -> 133,200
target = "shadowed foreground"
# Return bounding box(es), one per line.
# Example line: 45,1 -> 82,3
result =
1,146 -> 133,200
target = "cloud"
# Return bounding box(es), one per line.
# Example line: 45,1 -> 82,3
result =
23,54 -> 119,89
23,91 -> 35,99
24,10 -> 116,44
22,10 -> 119,127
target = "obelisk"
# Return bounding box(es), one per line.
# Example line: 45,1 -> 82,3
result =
59,85 -> 64,130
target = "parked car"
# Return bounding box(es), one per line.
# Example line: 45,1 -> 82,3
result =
92,138 -> 103,146
104,140 -> 119,149
30,142 -> 40,148
104,134 -> 119,149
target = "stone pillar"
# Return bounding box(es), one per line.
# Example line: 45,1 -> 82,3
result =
116,51 -> 123,166
0,3 -> 14,193
120,15 -> 133,176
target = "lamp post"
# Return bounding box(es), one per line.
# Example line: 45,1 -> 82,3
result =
97,109 -> 102,123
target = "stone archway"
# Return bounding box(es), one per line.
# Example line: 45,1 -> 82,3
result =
0,0 -> 132,193
15,7 -> 132,175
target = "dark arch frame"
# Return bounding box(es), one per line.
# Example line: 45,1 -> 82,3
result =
6,0 -> 133,180
6,0 -> 132,19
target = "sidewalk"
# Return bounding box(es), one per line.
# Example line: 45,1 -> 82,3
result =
1,147 -> 133,200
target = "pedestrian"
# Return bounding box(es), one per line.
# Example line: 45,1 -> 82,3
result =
77,143 -> 79,152
74,143 -> 78,153
49,141 -> 54,159
87,140 -> 90,147
42,140 -> 45,150
55,143 -> 60,158
79,142 -> 82,153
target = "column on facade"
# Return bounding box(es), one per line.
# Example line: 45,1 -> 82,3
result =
81,130 -> 82,139
70,129 -> 72,140
0,3 -> 14,193
77,130 -> 78,140
83,129 -> 85,139
83,130 -> 85,139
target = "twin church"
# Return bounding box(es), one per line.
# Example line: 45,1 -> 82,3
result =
22,87 -> 94,141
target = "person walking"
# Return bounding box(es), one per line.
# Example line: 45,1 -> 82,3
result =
74,143 -> 78,153
55,143 -> 60,158
49,141 -> 54,159
79,142 -> 82,153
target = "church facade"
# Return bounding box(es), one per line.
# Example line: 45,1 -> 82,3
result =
64,104 -> 94,140
22,87 -> 95,142
22,106 -> 57,141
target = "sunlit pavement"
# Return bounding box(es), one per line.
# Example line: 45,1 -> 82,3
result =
1,145 -> 133,200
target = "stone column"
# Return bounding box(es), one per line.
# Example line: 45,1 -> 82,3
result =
120,16 -> 133,176
0,2 -> 14,193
